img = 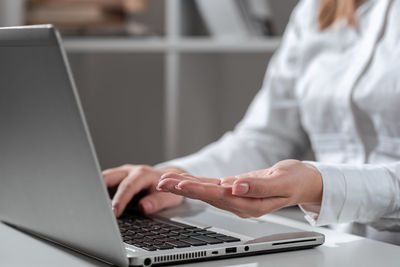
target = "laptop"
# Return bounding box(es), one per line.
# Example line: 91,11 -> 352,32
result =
0,25 -> 324,266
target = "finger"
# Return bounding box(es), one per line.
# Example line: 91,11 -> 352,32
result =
231,176 -> 288,198
219,169 -> 273,187
167,180 -> 289,217
235,168 -> 273,179
156,178 -> 182,192
220,176 -> 238,186
177,181 -> 290,216
160,172 -> 221,185
169,180 -> 254,214
175,180 -> 228,200
138,192 -> 183,214
112,171 -> 154,217
102,169 -> 129,187
180,173 -> 222,185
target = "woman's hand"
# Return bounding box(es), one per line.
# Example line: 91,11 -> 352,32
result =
102,165 -> 185,217
157,160 -> 322,218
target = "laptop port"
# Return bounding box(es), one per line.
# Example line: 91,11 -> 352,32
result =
225,247 -> 237,253
144,258 -> 151,266
212,251 -> 218,255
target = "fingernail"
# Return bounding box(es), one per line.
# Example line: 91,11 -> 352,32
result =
160,173 -> 171,180
175,184 -> 186,192
141,201 -> 153,213
233,183 -> 249,195
157,181 -> 170,192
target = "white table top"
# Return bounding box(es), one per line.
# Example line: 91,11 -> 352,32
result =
1,208 -> 399,267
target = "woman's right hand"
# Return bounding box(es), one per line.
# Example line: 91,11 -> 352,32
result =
102,164 -> 185,217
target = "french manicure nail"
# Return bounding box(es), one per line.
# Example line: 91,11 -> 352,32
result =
157,181 -> 169,192
175,182 -> 188,192
233,183 -> 249,195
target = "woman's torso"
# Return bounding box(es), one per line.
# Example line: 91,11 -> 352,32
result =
296,0 -> 400,166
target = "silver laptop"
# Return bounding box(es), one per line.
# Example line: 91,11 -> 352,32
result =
0,25 -> 324,266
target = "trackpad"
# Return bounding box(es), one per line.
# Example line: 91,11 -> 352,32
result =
172,208 -> 300,239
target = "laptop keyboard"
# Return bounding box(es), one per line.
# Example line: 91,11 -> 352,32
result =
118,214 -> 241,251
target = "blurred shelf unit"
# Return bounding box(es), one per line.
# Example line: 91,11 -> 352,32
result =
0,0 -> 296,168
63,36 -> 281,53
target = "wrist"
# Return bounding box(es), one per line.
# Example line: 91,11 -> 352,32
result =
303,163 -> 323,205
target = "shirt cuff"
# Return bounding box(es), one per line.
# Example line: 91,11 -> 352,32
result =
300,161 -> 347,226
301,161 -> 395,226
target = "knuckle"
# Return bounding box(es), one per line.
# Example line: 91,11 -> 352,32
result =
162,172 -> 175,178
121,164 -> 133,169
120,181 -> 133,192
135,165 -> 150,174
112,200 -> 121,209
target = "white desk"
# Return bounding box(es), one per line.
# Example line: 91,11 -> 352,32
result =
1,208 -> 399,267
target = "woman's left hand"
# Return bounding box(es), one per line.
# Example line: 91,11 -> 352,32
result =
156,160 -> 323,218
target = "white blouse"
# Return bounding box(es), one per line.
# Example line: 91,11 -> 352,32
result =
159,0 -> 400,242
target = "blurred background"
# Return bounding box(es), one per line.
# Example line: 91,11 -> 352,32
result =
0,0 -> 297,169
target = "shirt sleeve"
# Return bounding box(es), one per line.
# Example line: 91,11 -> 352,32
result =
300,161 -> 400,231
156,0 -> 313,178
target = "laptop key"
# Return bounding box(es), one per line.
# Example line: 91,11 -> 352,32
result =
156,238 -> 176,243
144,231 -> 157,236
196,230 -> 216,235
146,235 -> 162,240
206,233 -> 225,238
192,235 -> 224,244
166,240 -> 191,248
154,244 -> 174,250
184,226 -> 197,230
133,233 -> 144,239
215,236 -> 241,242
180,238 -> 207,246
168,232 -> 179,237
134,238 -> 147,243
188,228 -> 204,232
125,240 -> 136,245
186,232 -> 201,237
165,226 -> 181,231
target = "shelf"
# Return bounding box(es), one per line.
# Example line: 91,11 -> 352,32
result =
62,36 -> 281,53
174,37 -> 281,53
63,37 -> 169,53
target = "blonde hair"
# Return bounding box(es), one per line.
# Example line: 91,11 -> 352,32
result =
318,0 -> 358,30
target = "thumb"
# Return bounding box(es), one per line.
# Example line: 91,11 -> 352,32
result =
232,176 -> 285,198
138,192 -> 183,214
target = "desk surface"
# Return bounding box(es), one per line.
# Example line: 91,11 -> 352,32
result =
1,207 -> 399,267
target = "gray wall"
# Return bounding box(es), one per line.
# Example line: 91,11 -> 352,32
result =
68,53 -> 165,169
